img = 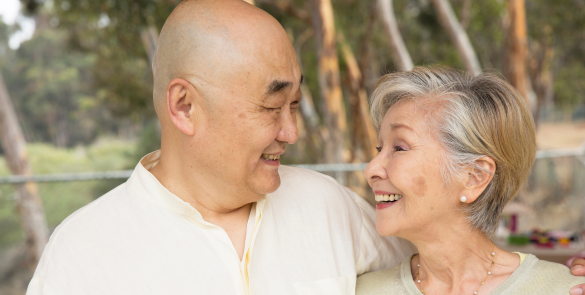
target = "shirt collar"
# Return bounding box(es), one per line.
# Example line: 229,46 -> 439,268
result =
127,150 -> 266,219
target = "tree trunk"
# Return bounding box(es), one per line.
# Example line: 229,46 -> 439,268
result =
528,35 -> 555,129
358,5 -> 378,93
140,25 -> 159,68
0,70 -> 49,270
460,0 -> 471,30
504,0 -> 530,107
377,0 -> 414,71
291,27 -> 324,160
431,0 -> 481,76
309,0 -> 347,181
338,32 -> 378,160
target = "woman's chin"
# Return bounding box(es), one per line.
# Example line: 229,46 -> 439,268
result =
375,221 -> 402,237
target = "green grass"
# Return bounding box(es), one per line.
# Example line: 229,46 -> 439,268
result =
0,138 -> 136,248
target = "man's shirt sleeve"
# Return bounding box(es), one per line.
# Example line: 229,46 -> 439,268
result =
348,187 -> 416,276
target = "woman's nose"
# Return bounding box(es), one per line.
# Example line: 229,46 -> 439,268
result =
365,152 -> 388,185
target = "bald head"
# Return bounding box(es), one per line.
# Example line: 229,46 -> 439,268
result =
148,0 -> 303,208
152,0 -> 299,121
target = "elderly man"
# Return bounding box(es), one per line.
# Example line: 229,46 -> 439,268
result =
27,1 -> 412,294
27,0 -> 585,294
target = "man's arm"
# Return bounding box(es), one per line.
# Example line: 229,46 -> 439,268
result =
570,258 -> 585,294
349,188 -> 416,275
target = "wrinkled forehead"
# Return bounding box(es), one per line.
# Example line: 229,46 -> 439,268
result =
181,20 -> 299,99
380,97 -> 447,136
220,25 -> 300,92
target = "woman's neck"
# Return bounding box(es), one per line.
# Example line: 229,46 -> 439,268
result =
407,222 -> 520,294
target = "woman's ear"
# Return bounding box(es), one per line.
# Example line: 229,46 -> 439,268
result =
462,156 -> 496,203
166,78 -> 198,136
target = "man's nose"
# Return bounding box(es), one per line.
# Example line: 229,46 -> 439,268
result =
365,151 -> 388,185
276,110 -> 298,144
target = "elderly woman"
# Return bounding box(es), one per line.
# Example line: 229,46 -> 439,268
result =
356,66 -> 585,294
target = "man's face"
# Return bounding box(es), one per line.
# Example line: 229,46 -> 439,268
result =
189,43 -> 302,205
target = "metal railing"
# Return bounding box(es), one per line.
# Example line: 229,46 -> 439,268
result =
0,145 -> 584,185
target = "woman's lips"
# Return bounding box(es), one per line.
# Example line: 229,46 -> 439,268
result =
376,197 -> 402,210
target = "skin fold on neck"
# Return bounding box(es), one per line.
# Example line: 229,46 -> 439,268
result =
146,0 -> 301,262
409,220 -> 521,295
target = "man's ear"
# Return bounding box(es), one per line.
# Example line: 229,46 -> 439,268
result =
166,78 -> 198,136
462,156 -> 496,203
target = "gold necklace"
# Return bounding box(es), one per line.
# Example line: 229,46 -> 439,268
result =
415,242 -> 495,295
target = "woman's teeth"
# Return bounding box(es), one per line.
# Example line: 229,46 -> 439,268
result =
261,154 -> 280,161
375,194 -> 403,202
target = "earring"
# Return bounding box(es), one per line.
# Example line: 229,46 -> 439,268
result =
460,196 -> 467,202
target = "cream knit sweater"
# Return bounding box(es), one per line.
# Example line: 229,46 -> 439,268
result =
356,254 -> 585,295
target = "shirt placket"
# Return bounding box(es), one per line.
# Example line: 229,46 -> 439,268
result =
240,203 -> 263,294
182,201 -> 264,295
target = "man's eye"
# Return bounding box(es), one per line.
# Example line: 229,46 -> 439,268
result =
290,101 -> 300,108
394,146 -> 406,152
375,146 -> 382,153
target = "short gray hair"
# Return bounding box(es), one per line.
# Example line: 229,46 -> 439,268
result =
370,66 -> 536,235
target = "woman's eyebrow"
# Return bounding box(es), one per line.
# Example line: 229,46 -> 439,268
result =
389,123 -> 417,134
390,123 -> 413,131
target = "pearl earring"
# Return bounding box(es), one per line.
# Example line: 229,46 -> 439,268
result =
460,196 -> 467,202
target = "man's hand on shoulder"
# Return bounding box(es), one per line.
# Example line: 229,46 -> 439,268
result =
570,258 -> 585,295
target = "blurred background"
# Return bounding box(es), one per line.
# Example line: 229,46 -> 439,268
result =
0,0 -> 584,293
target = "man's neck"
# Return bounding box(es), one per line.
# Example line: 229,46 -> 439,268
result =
148,150 -> 255,260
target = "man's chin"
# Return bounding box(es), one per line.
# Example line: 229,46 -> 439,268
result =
251,171 -> 281,195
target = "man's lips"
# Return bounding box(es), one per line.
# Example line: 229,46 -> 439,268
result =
261,152 -> 283,161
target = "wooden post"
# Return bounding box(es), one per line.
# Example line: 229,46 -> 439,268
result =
505,0 -> 530,106
431,0 -> 481,76
309,0 -> 347,181
0,70 -> 49,269
377,0 -> 414,71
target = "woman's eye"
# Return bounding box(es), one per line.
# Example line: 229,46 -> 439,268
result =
375,146 -> 382,153
394,146 -> 406,152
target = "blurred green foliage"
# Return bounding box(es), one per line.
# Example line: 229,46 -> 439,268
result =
0,0 -> 581,255
0,140 -> 135,247
1,11 -> 126,147
526,0 -> 585,109
3,0 -> 582,156
43,0 -> 181,119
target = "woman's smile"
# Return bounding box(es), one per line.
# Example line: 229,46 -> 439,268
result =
374,192 -> 404,210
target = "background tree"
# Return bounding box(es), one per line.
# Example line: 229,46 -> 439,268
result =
430,0 -> 481,75
4,12 -> 111,147
504,0 -> 529,107
0,70 -> 49,270
377,0 -> 413,71
309,0 -> 348,181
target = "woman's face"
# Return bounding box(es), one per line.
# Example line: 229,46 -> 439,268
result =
365,100 -> 465,240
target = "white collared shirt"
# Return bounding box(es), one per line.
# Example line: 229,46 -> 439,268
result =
27,151 -> 414,295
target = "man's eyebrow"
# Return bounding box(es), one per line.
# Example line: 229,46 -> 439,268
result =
265,75 -> 304,95
266,80 -> 292,95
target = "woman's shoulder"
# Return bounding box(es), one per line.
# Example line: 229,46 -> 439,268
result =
356,256 -> 411,295
530,258 -> 585,286
494,254 -> 585,294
